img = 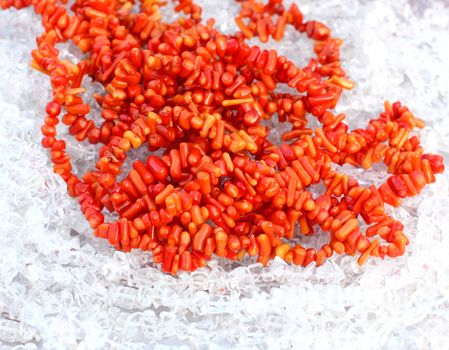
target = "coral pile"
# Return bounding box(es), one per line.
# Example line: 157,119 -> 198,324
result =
1,0 -> 444,274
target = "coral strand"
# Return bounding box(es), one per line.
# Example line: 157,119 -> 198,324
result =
1,0 -> 444,274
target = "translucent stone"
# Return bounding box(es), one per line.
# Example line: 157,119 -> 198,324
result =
20,303 -> 44,330
0,318 -> 40,344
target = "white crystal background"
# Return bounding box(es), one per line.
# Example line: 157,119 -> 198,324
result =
1,0 -> 449,349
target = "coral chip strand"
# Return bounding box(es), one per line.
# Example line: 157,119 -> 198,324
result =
1,0 -> 444,274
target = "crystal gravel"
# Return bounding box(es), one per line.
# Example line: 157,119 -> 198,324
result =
1,0 -> 449,349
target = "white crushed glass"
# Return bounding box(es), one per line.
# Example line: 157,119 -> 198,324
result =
1,0 -> 449,348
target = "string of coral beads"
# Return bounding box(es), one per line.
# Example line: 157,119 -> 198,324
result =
1,0 -> 444,274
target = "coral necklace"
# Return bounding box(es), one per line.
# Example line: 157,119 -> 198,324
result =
1,0 -> 444,274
